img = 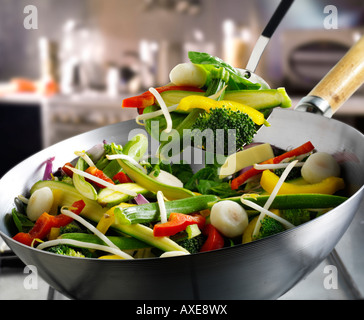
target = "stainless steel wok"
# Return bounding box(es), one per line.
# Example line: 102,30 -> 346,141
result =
1,38 -> 364,300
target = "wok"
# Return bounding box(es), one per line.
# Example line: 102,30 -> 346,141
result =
1,38 -> 364,300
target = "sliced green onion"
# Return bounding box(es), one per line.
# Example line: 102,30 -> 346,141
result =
65,165 -> 137,196
157,191 -> 168,224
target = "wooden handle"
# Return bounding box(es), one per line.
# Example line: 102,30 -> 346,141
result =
309,35 -> 364,114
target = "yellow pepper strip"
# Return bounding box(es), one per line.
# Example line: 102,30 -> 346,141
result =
98,255 -> 124,259
49,189 -> 63,215
177,95 -> 268,126
96,212 -> 116,234
48,227 -> 60,240
260,170 -> 345,195
242,216 -> 258,244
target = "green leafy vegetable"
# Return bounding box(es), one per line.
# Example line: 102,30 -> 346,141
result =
11,208 -> 34,233
188,51 -> 261,90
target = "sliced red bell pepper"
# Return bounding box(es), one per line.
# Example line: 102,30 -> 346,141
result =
12,200 -> 85,246
51,199 -> 85,227
153,212 -> 206,237
113,171 -> 133,184
200,224 -> 225,252
85,166 -> 115,188
62,162 -> 74,177
12,232 -> 35,246
231,141 -> 315,190
122,85 -> 205,111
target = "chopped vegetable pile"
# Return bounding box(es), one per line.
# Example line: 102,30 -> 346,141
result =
8,51 -> 348,259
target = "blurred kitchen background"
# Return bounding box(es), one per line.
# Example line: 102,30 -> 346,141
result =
1,0 -> 364,177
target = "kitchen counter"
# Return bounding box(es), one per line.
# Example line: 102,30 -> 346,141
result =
0,91 -> 138,148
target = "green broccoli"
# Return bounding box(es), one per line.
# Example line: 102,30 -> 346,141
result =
177,234 -> 206,254
46,244 -> 86,258
256,216 -> 285,240
280,209 -> 311,226
59,222 -> 85,235
273,166 -> 302,181
192,107 -> 257,155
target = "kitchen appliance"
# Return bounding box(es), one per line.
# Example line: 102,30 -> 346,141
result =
282,28 -> 364,93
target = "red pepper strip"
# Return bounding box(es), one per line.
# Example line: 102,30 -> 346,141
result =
12,232 -> 34,246
113,171 -> 133,184
51,199 -> 86,227
62,162 -> 74,177
85,166 -> 115,188
153,212 -> 206,237
200,224 -> 225,252
12,200 -> 85,246
121,85 -> 205,110
231,141 -> 315,190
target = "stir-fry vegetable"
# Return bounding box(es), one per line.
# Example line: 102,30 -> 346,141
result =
9,133 -> 347,259
8,51 -> 349,260
137,51 -> 291,159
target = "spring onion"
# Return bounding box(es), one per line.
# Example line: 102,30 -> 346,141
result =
157,191 -> 168,224
65,165 -> 137,196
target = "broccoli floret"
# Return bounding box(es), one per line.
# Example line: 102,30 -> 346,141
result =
46,245 -> 86,258
192,107 -> 257,155
280,209 -> 311,226
256,216 -> 285,240
59,175 -> 73,185
59,222 -> 85,235
178,234 -> 206,254
273,166 -> 302,181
